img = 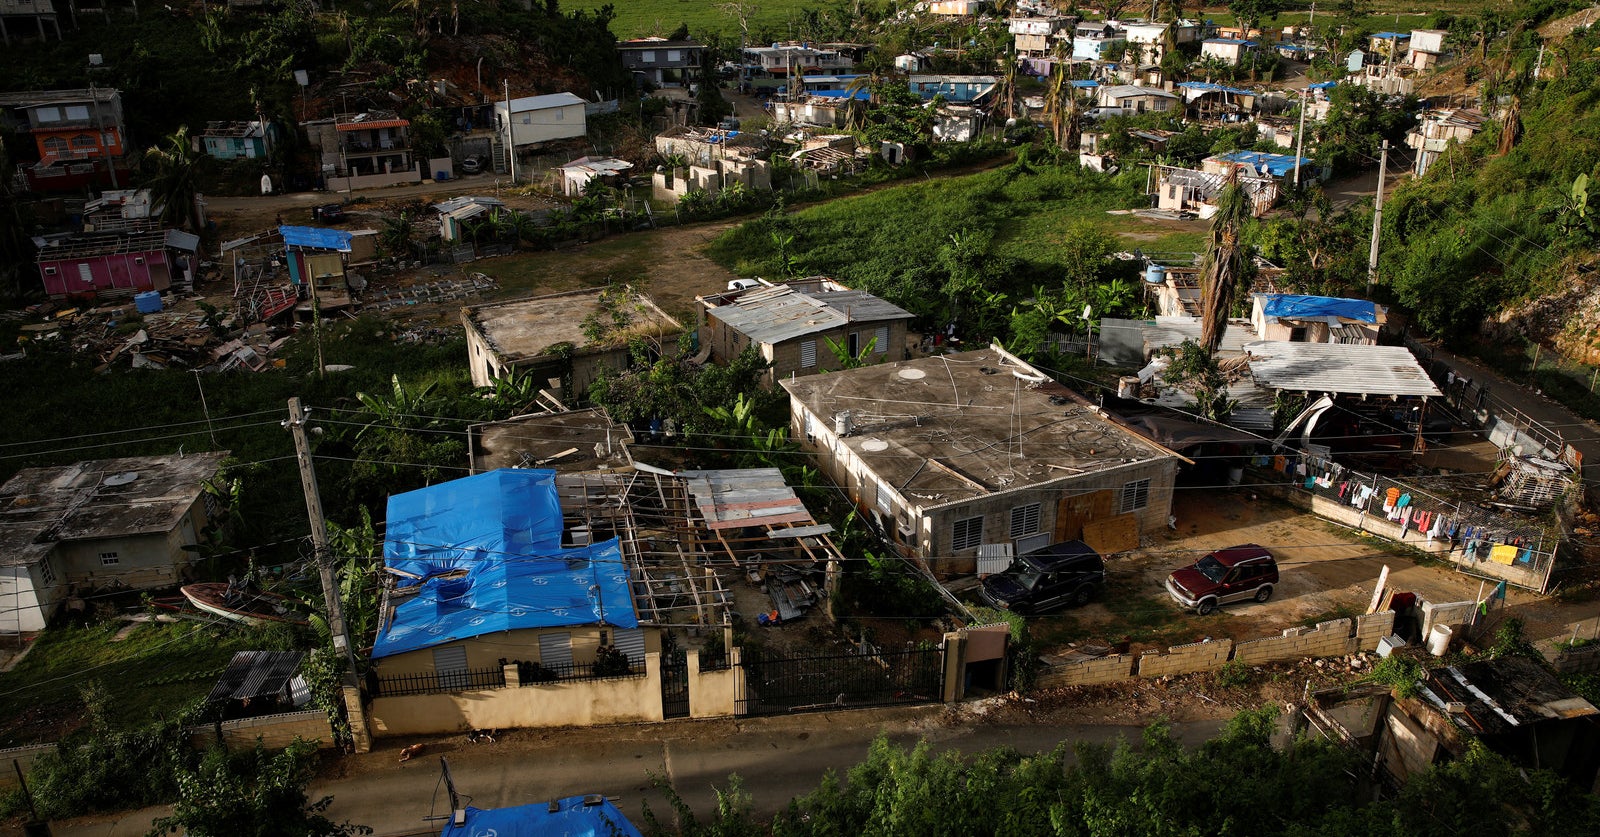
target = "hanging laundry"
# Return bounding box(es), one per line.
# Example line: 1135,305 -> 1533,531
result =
1397,493 -> 1412,509
1272,455 -> 1286,472
1490,544 -> 1519,565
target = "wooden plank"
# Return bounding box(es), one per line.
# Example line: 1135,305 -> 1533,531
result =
766,524 -> 835,538
1082,513 -> 1139,555
706,511 -> 814,531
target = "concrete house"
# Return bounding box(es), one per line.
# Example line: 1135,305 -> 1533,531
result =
696,279 -> 913,385
35,228 -> 199,299
1096,84 -> 1178,114
1009,15 -> 1072,57
0,0 -> 62,46
0,87 -> 131,191
303,111 -> 421,191
494,92 -> 588,169
1121,21 -> 1170,63
781,347 -> 1182,574
743,44 -> 854,76
556,156 -> 633,197
462,288 -> 683,400
617,37 -> 704,88
1409,28 -> 1447,70
1201,38 -> 1258,66
1072,22 -> 1124,61
1249,294 -> 1385,344
0,453 -> 229,633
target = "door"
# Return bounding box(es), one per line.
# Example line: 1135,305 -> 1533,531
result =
1055,490 -> 1113,540
661,649 -> 689,719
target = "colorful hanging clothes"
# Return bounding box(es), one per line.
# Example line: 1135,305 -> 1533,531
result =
1490,544 -> 1519,565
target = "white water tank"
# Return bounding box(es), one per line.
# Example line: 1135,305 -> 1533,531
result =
1427,624 -> 1453,656
834,410 -> 854,437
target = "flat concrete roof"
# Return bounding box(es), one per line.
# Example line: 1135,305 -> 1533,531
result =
465,289 -> 683,362
0,452 -> 228,568
781,348 -> 1176,508
469,409 -> 633,473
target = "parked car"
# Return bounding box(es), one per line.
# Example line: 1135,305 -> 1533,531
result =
1164,544 -> 1278,615
310,203 -> 346,223
1082,106 -> 1127,121
459,155 -> 486,175
978,541 -> 1105,615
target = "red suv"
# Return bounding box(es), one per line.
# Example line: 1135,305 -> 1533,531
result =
1164,544 -> 1278,615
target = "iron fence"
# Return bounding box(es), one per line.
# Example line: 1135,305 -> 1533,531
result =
515,657 -> 645,685
737,646 -> 944,716
375,666 -> 506,698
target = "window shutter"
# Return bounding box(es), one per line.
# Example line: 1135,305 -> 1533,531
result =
538,632 -> 574,667
800,340 -> 817,368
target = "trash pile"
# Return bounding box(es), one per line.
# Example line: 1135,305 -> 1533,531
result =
13,297 -> 299,372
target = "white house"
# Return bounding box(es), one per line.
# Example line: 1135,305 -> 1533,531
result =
0,453 -> 228,632
1201,38 -> 1257,66
1097,84 -> 1178,114
495,92 -> 588,148
1122,21 -> 1170,62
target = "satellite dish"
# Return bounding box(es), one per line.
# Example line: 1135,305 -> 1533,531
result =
102,472 -> 139,486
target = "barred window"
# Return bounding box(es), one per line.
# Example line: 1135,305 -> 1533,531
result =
1009,503 -> 1042,538
1119,479 -> 1151,514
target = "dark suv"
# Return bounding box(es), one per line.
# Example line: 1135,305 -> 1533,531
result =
978,541 -> 1105,615
1165,544 -> 1278,615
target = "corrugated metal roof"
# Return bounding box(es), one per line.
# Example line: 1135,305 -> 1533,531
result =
809,290 -> 914,323
502,92 -> 587,112
207,650 -> 305,702
713,286 -> 910,346
1142,317 -> 1255,357
678,468 -> 816,531
1244,341 -> 1441,397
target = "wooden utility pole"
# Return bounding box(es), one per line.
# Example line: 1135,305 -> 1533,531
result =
287,398 -> 358,676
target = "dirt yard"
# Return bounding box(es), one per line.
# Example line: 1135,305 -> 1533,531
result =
1030,487 -> 1574,656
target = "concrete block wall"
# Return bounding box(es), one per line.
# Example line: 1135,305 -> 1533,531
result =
1035,653 -> 1137,687
0,743 -> 57,788
1301,618 -> 1359,658
1354,610 -> 1397,651
1420,600 -> 1478,639
1138,638 -> 1233,678
187,710 -> 334,752
1233,629 -> 1311,665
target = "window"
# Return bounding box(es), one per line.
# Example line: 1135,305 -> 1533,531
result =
71,133 -> 98,148
876,479 -> 893,516
847,331 -> 860,357
43,136 -> 69,155
99,551 -> 120,566
34,106 -> 60,122
951,515 -> 984,552
1009,503 -> 1042,538
65,105 -> 89,120
77,264 -> 93,284
641,50 -> 656,63
39,559 -> 55,585
43,266 -> 57,276
1118,479 -> 1151,514
800,339 -> 817,368
667,50 -> 682,62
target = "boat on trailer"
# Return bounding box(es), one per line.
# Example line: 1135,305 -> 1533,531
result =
180,583 -> 307,627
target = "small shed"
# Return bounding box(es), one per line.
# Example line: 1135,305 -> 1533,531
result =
207,650 -> 309,719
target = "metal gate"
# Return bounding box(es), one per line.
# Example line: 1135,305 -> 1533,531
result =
661,649 -> 689,718
737,646 -> 944,716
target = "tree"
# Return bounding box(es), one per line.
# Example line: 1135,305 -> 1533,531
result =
694,48 -> 732,127
1198,170 -> 1249,355
861,80 -> 936,155
1099,0 -> 1133,21
140,126 -> 205,232
148,740 -> 371,837
1227,0 -> 1282,34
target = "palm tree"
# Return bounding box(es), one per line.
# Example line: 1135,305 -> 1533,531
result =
141,126 -> 204,231
1199,169 -> 1250,355
1042,63 -> 1084,150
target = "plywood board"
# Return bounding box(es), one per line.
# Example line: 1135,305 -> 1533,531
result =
1082,513 -> 1139,555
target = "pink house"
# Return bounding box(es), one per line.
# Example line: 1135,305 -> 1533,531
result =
35,229 -> 199,299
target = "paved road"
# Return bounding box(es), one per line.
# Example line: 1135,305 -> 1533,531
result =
50,704 -> 1229,837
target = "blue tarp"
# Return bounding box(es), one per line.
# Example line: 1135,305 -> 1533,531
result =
811,89 -> 871,100
441,797 -> 643,837
1212,150 -> 1314,177
374,469 -> 637,660
1069,79 -> 1100,88
278,225 -> 352,252
1372,31 -> 1410,39
1307,81 -> 1339,90
1260,294 -> 1377,323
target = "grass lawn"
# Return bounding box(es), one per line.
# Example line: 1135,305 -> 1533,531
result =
0,618 -> 273,746
707,161 -> 1207,317
565,0 -> 816,39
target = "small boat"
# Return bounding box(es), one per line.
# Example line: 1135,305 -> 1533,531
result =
181,583 -> 308,627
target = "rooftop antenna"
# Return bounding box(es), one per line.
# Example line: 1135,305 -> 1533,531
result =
434,756 -> 467,827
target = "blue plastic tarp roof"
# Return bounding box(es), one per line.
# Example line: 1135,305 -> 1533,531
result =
1213,150 -> 1314,177
278,225 -> 352,252
1069,79 -> 1100,88
1307,81 -> 1339,90
1372,31 -> 1410,39
1260,294 -> 1377,323
811,89 -> 871,100
374,469 -> 637,660
441,797 -> 642,837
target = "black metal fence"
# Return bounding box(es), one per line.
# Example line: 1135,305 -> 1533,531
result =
737,646 -> 944,716
375,666 -> 506,698
515,657 -> 646,685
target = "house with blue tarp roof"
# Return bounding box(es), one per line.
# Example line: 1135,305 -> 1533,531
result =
277,225 -> 354,313
441,796 -> 643,837
1250,293 -> 1385,345
1204,150 -> 1316,180
370,467 -> 653,688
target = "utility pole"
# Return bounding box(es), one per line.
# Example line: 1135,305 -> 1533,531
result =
286,397 -> 358,676
1367,139 -> 1388,285
1534,43 -> 1545,79
503,79 -> 516,185
1293,88 -> 1309,189
194,370 -> 217,447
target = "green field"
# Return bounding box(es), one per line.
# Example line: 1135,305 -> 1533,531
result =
708,160 -> 1204,321
565,0 -> 819,40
